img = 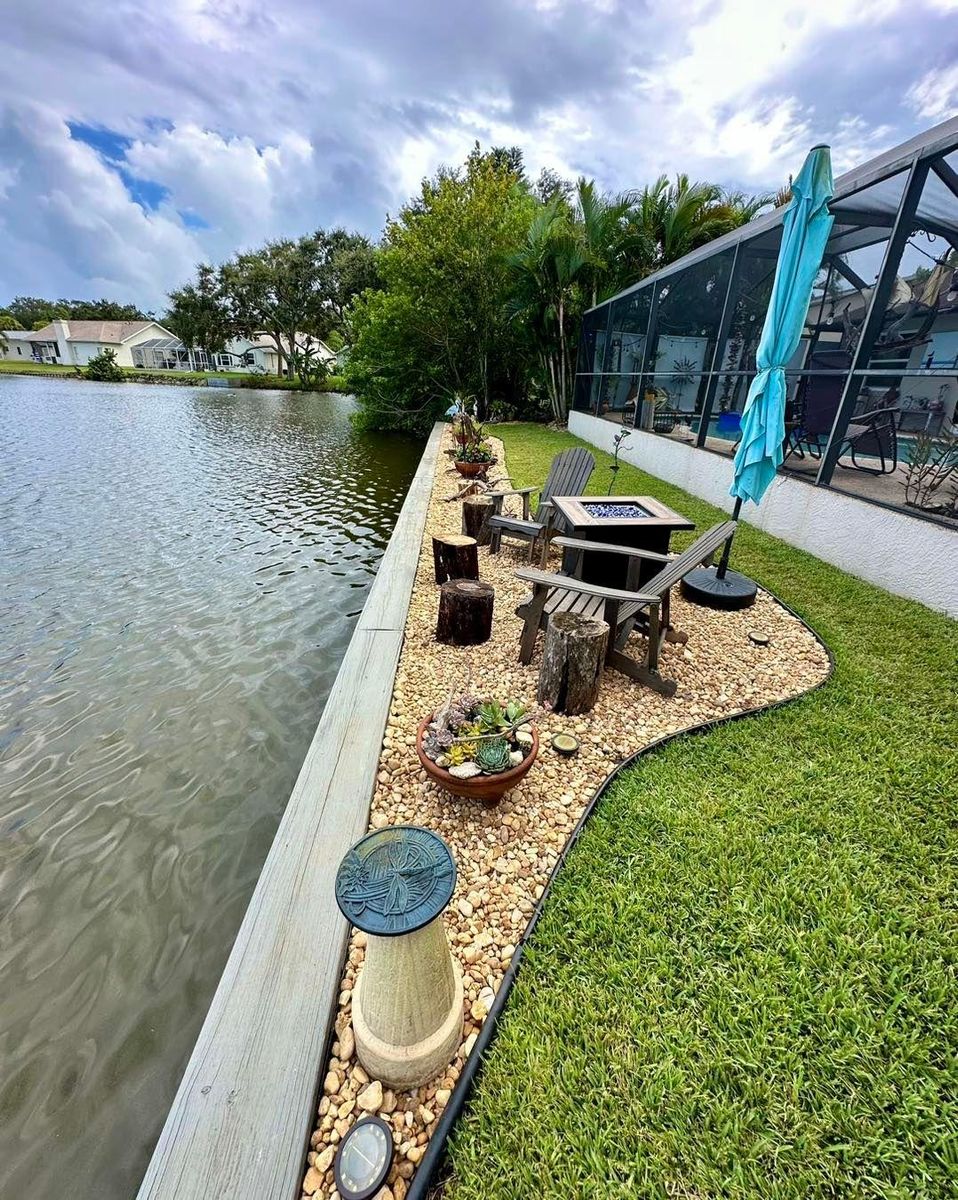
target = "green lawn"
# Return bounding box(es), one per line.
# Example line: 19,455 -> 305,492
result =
446,423 -> 957,1200
0,359 -> 348,391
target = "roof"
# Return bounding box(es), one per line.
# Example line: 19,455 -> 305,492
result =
591,115 -> 958,312
26,320 -> 160,343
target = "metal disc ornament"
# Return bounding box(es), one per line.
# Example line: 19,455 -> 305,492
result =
335,825 -> 456,937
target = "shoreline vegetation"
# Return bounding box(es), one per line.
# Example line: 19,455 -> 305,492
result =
0,360 -> 349,392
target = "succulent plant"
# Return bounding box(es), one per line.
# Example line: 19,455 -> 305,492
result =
475,736 -> 512,774
447,743 -> 468,767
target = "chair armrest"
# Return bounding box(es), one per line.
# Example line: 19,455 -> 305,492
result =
855,406 -> 900,423
551,536 -> 674,563
515,567 -> 659,606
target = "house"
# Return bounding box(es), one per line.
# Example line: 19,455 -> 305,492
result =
1,318 -> 339,375
0,319 -> 177,366
129,331 -> 337,374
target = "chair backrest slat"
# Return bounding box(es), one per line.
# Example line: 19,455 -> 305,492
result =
536,448 -> 594,521
642,521 -> 737,596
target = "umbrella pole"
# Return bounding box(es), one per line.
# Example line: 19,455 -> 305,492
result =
715,498 -> 743,580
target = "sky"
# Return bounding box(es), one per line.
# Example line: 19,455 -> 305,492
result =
0,0 -> 956,313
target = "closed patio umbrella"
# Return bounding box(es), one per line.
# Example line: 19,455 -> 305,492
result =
684,144 -> 835,609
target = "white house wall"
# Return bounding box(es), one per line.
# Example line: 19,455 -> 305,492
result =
569,410 -> 958,618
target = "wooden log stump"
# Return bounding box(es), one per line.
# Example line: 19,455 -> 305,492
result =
432,534 -> 479,584
436,579 -> 494,646
462,496 -> 494,547
537,611 -> 608,715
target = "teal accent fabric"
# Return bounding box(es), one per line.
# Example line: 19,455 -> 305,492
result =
731,146 -> 835,506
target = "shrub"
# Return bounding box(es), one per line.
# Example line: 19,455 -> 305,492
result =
84,348 -> 125,382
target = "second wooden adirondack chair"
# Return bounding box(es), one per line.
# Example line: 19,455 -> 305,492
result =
487,447 -> 594,566
513,521 -> 737,695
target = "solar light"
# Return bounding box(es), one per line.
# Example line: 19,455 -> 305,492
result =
551,733 -> 580,757
333,1116 -> 394,1200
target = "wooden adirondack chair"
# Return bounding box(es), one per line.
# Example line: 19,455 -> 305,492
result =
514,521 -> 737,696
487,447 -> 594,565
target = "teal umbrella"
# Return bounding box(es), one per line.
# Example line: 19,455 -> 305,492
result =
731,144 -> 835,506
684,145 -> 835,610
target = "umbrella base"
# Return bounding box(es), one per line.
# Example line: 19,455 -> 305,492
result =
681,566 -> 757,611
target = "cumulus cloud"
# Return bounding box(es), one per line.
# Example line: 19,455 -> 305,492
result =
0,0 -> 955,309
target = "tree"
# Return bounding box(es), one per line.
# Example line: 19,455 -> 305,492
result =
630,175 -> 772,272
166,264 -> 234,361
507,199 -> 588,421
0,309 -> 24,331
222,236 -> 330,381
5,296 -> 146,327
347,145 -> 535,431
573,177 -> 648,308
314,229 -> 381,335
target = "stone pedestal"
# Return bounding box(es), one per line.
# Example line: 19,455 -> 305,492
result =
335,825 -> 462,1091
353,918 -> 463,1089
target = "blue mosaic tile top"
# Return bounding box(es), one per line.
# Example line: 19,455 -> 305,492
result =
335,825 -> 456,936
580,501 -> 652,519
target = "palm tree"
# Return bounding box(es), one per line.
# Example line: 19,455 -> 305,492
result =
573,178 -> 648,307
508,201 -> 589,421
630,174 -> 772,271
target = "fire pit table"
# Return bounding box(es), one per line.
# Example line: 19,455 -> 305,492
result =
551,495 -> 695,589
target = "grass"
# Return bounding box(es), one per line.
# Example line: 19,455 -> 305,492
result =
0,360 -> 348,391
445,423 -> 958,1200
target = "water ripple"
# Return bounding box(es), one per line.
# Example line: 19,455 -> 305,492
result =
0,378 -> 420,1200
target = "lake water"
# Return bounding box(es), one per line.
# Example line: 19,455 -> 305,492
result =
0,377 -> 421,1200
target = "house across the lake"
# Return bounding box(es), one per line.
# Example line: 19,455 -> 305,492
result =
0,319 -> 337,375
1,319 -> 176,366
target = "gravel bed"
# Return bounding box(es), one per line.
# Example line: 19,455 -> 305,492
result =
299,428 -> 830,1200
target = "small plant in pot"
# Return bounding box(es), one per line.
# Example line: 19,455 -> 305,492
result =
417,695 -> 539,805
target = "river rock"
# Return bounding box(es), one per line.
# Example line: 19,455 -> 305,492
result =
357,1080 -> 383,1112
448,762 -> 481,779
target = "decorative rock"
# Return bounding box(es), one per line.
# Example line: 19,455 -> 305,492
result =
418,1105 -> 435,1124
316,1144 -> 336,1173
357,1080 -> 383,1112
323,1071 -> 341,1096
338,1025 -> 355,1061
435,1087 -> 451,1106
303,1167 -> 323,1194
508,750 -> 523,766
448,762 -> 481,779
462,1032 -> 478,1057
515,731 -> 534,748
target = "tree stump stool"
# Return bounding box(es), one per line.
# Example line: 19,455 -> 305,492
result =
462,496 -> 494,547
537,611 -> 609,714
432,534 -> 479,584
335,827 -> 462,1089
436,579 -> 494,645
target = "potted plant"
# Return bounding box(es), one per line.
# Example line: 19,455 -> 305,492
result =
454,439 -> 496,477
416,695 -> 539,805
448,400 -> 497,477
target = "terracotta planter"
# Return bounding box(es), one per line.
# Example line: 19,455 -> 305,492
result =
454,459 -> 493,478
416,715 -> 538,805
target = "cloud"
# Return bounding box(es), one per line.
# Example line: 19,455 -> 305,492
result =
0,0 -> 955,309
908,63 -> 958,122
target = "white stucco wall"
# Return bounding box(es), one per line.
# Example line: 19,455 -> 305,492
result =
569,411 -> 958,618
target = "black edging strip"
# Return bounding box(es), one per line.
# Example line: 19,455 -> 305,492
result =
405,590 -> 836,1200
